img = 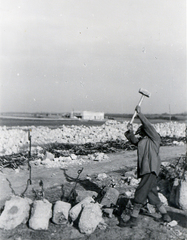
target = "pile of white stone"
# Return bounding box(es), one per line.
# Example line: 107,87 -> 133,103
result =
0,120 -> 186,156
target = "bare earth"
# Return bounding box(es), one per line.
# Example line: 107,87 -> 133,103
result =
0,145 -> 186,240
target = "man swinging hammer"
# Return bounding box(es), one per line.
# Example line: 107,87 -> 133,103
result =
119,105 -> 171,227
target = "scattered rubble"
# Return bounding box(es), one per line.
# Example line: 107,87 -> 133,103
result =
0,137 -> 186,170
0,154 -> 187,238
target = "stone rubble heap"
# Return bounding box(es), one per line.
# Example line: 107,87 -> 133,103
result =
0,189 -> 114,234
0,120 -> 186,156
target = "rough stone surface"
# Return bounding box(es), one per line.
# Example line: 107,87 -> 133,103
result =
100,187 -> 119,218
169,180 -> 180,208
43,151 -> 54,160
52,201 -> 71,224
100,187 -> 119,207
179,177 -> 187,211
29,199 -> 52,230
147,203 -> 156,214
129,177 -> 140,186
75,190 -> 98,203
158,192 -> 168,206
97,173 -> 108,180
169,173 -> 187,210
78,202 -> 103,235
69,197 -> 95,222
0,196 -> 32,230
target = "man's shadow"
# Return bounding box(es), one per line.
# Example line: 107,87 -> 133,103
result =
61,168 -> 104,204
61,168 -> 106,227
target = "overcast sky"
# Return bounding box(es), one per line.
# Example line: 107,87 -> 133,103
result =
0,0 -> 186,114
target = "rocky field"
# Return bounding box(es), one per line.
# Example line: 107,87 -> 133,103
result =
0,120 -> 186,240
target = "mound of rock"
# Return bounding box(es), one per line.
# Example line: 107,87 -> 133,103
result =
0,121 -> 186,156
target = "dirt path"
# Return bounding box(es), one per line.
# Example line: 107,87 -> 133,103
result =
0,145 -> 185,207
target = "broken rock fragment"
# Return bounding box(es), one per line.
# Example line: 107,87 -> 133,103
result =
0,196 -> 32,230
43,151 -> 54,160
29,199 -> 52,230
179,173 -> 187,211
158,192 -> 168,206
75,190 -> 98,203
129,177 -> 140,186
70,154 -> 77,160
100,187 -> 120,206
97,173 -> 108,181
100,187 -> 119,218
69,196 -> 95,222
52,201 -> 71,224
169,172 -> 187,211
78,202 -> 104,235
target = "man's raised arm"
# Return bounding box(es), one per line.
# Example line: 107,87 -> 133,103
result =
125,123 -> 139,145
135,106 -> 161,143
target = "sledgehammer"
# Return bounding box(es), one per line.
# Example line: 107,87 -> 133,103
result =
130,88 -> 151,124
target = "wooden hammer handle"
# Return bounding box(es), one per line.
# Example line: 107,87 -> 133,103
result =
130,95 -> 145,124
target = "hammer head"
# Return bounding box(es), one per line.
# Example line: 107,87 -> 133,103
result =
139,88 -> 151,98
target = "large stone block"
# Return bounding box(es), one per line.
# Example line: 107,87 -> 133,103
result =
69,196 -> 95,222
0,196 -> 32,230
100,187 -> 119,218
52,201 -> 71,224
100,187 -> 119,207
78,202 -> 103,235
179,177 -> 187,211
29,199 -> 52,230
169,173 -> 187,211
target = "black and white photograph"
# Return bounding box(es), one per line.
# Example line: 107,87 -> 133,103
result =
0,1 -> 186,239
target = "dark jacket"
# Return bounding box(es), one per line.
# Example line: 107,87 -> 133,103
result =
125,113 -> 161,177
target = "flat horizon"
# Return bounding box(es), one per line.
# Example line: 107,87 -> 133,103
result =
0,111 -> 187,115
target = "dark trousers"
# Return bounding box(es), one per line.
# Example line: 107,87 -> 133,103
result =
134,172 -> 161,207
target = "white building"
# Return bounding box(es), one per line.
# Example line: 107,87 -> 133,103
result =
82,111 -> 104,120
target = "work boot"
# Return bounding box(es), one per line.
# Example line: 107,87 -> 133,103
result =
162,213 -> 171,222
119,216 -> 138,228
156,203 -> 171,223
